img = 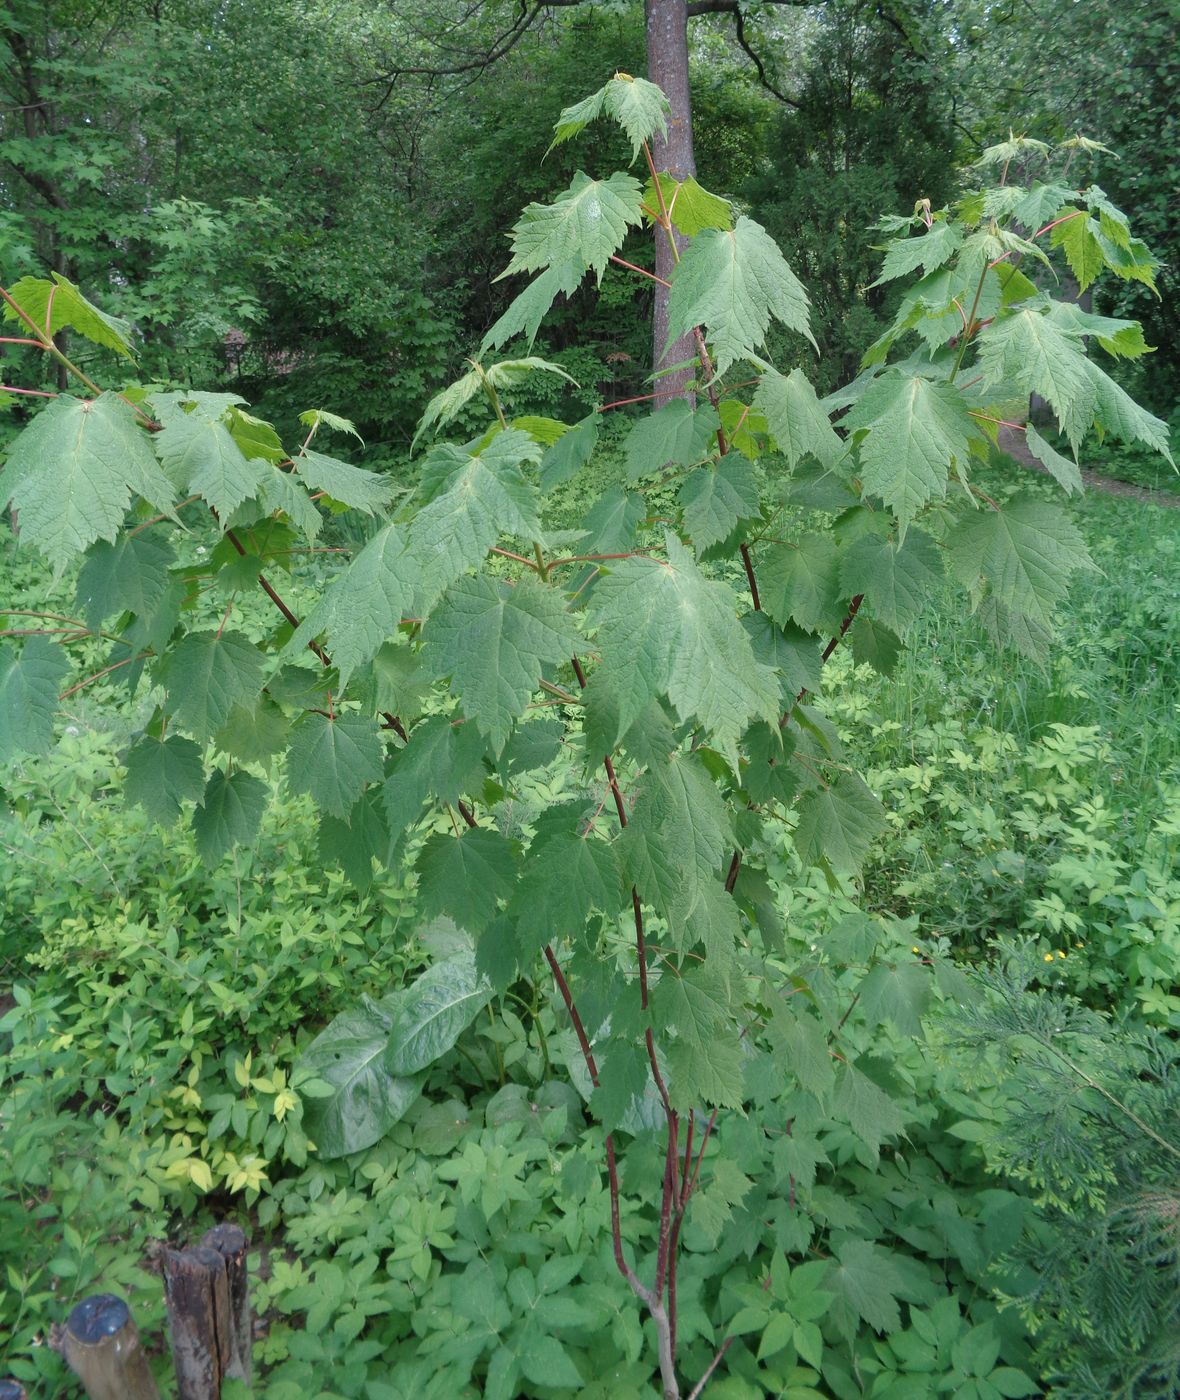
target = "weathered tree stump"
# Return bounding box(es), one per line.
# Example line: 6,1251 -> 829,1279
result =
163,1246 -> 232,1400
0,1379 -> 28,1400
53,1294 -> 161,1400
201,1223 -> 252,1382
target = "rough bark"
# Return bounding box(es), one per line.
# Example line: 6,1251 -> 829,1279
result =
647,0 -> 697,405
53,1295 -> 161,1400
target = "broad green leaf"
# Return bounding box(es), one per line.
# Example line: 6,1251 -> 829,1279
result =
0,637 -> 68,761
408,432 -> 543,609
624,399 -> 720,479
251,465 -> 322,542
977,309 -> 1096,450
384,952 -> 494,1075
742,612 -> 822,702
1011,183 -> 1077,231
192,768 -> 269,864
753,368 -> 844,469
286,712 -> 384,819
1,394 -> 176,573
651,967 -> 744,1111
482,259 -> 584,354
831,1063 -> 908,1164
1044,302 -> 1150,359
849,616 -> 902,675
424,574 -> 580,755
299,407 -> 364,445
769,1004 -> 834,1097
857,959 -> 931,1038
1024,424 -> 1083,495
75,530 -> 175,629
548,86 -> 606,150
759,534 -> 848,634
539,413 -> 600,490
590,533 -> 778,759
793,773 -> 885,874
518,1336 -> 583,1391
839,529 -> 943,634
1084,362 -> 1174,463
227,407 -> 284,463
510,828 -> 624,959
318,792 -> 390,893
666,216 -> 814,378
285,524 -> 410,689
159,630 -> 265,740
1050,209 -> 1105,293
826,1239 -> 909,1338
3,272 -> 133,356
412,358 -> 572,450
602,74 -> 670,158
581,486 -> 646,555
293,448 -> 394,515
416,829 -> 517,933
382,715 -> 488,836
845,375 -> 982,531
214,695 -> 291,768
624,749 -> 728,896
872,222 -> 962,286
644,172 -> 733,236
123,734 -> 205,826
948,493 -> 1092,629
155,411 -> 266,519
679,455 -> 760,554
502,171 -> 643,283
297,996 -> 424,1158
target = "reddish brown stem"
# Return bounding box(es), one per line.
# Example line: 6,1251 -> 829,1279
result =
610,253 -> 671,288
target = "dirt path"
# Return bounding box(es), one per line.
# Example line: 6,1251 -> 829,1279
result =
997,425 -> 1180,509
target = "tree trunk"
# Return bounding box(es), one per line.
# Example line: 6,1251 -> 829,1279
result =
646,0 -> 697,405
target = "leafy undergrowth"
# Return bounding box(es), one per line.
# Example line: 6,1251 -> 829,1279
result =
4,477 -> 1180,1397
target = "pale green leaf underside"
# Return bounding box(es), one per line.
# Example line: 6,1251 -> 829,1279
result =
503,171 -> 643,283
0,636 -> 68,762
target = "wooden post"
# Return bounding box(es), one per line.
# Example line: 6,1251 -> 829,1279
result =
53,1294 -> 161,1400
0,1380 -> 27,1400
163,1246 -> 232,1400
201,1223 -> 252,1383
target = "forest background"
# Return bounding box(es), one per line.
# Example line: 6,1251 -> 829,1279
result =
2,2 -> 1180,1399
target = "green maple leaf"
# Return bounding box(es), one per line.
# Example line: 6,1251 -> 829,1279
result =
826,1239 -> 910,1338
482,259 -> 584,354
510,827 -> 623,959
666,216 -> 814,378
679,455 -> 760,554
742,612 -> 822,703
830,1063 -> 908,1166
759,534 -> 848,634
158,630 -> 265,740
589,533 -> 778,759
3,272 -> 134,356
548,74 -> 669,159
1045,302 -> 1150,360
192,769 -> 269,864
124,734 -> 206,826
770,1004 -> 834,1097
286,712 -> 384,819
1011,183 -> 1077,230
293,448 -> 393,515
75,530 -> 175,629
753,368 -> 844,470
976,309 -> 1096,450
1084,362 -> 1174,463
1,393 -> 176,573
948,493 -> 1093,629
623,752 -> 731,948
624,399 -> 720,479
502,171 -> 643,283
424,574 -> 579,756
793,773 -> 885,874
1023,424 -> 1083,495
845,374 -> 982,532
155,411 -> 266,519
1050,209 -> 1105,293
286,524 -> 411,689
0,636 -> 68,761
214,695 -> 291,768
581,486 -> 646,555
872,222 -> 962,286
408,432 -> 543,609
539,413 -> 600,490
849,616 -> 902,675
651,967 -> 744,1111
643,172 -> 733,236
839,529 -> 943,634
412,358 -> 573,450
318,792 -> 391,893
416,829 -> 518,933
382,715 -> 488,837
249,466 -> 322,542
857,959 -> 931,1038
